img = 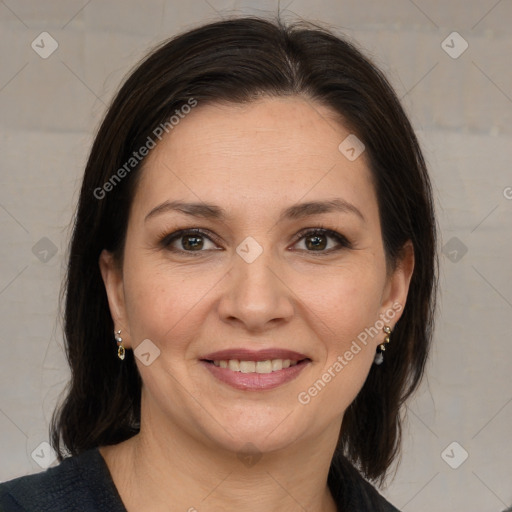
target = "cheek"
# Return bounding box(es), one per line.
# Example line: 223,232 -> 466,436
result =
121,256 -> 225,356
294,265 -> 384,405
122,261 -> 187,345
297,262 -> 385,340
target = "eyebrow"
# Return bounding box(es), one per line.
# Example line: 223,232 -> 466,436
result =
144,198 -> 365,223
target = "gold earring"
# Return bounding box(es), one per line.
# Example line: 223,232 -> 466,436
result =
115,330 -> 125,360
374,325 -> 392,365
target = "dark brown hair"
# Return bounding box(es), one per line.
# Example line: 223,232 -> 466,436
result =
51,15 -> 437,490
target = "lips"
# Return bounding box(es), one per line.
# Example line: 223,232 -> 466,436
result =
201,348 -> 310,362
200,348 -> 312,390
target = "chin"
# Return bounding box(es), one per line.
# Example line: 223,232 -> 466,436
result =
199,413 -> 308,456
228,431 -> 300,457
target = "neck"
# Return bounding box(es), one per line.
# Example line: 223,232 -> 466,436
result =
101,397 -> 341,512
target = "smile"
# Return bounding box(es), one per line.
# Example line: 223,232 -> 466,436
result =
201,358 -> 311,391
208,358 -> 301,373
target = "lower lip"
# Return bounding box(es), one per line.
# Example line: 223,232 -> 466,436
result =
201,360 -> 310,391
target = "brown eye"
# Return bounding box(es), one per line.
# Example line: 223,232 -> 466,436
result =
293,228 -> 352,253
305,233 -> 328,251
160,229 -> 220,254
181,234 -> 205,251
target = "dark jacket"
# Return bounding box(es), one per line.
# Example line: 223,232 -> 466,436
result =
0,448 -> 400,511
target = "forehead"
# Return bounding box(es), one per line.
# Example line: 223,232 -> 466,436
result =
132,96 -> 378,223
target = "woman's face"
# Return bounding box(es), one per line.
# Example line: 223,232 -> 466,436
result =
101,96 -> 413,454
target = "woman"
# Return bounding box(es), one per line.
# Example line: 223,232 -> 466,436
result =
0,15 -> 437,512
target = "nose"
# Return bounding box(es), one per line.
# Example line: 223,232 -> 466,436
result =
217,246 -> 295,332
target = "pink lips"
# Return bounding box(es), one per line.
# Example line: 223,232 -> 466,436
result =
201,348 -> 309,362
200,348 -> 311,391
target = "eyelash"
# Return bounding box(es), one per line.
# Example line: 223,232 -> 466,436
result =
158,225 -> 352,256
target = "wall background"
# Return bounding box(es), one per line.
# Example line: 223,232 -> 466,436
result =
1,1 -> 511,510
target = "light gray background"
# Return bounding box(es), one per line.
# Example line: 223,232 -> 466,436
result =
1,1 -> 511,510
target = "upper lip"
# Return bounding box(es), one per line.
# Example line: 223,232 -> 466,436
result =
201,348 -> 310,362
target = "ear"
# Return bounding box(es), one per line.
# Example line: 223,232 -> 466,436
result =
380,240 -> 415,328
99,249 -> 132,348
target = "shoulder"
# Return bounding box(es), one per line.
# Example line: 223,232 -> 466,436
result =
329,453 -> 401,512
352,474 -> 401,511
0,448 -> 126,512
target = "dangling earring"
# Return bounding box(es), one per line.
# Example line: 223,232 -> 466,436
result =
374,325 -> 392,365
115,329 -> 125,360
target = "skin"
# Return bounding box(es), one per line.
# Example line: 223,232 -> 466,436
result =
99,96 -> 414,512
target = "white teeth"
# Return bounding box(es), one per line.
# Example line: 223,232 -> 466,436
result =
239,361 -> 256,373
271,359 -> 282,371
228,360 -> 240,371
255,360 -> 272,374
211,358 -> 303,373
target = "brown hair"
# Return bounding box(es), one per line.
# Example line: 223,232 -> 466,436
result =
51,15 -> 437,489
